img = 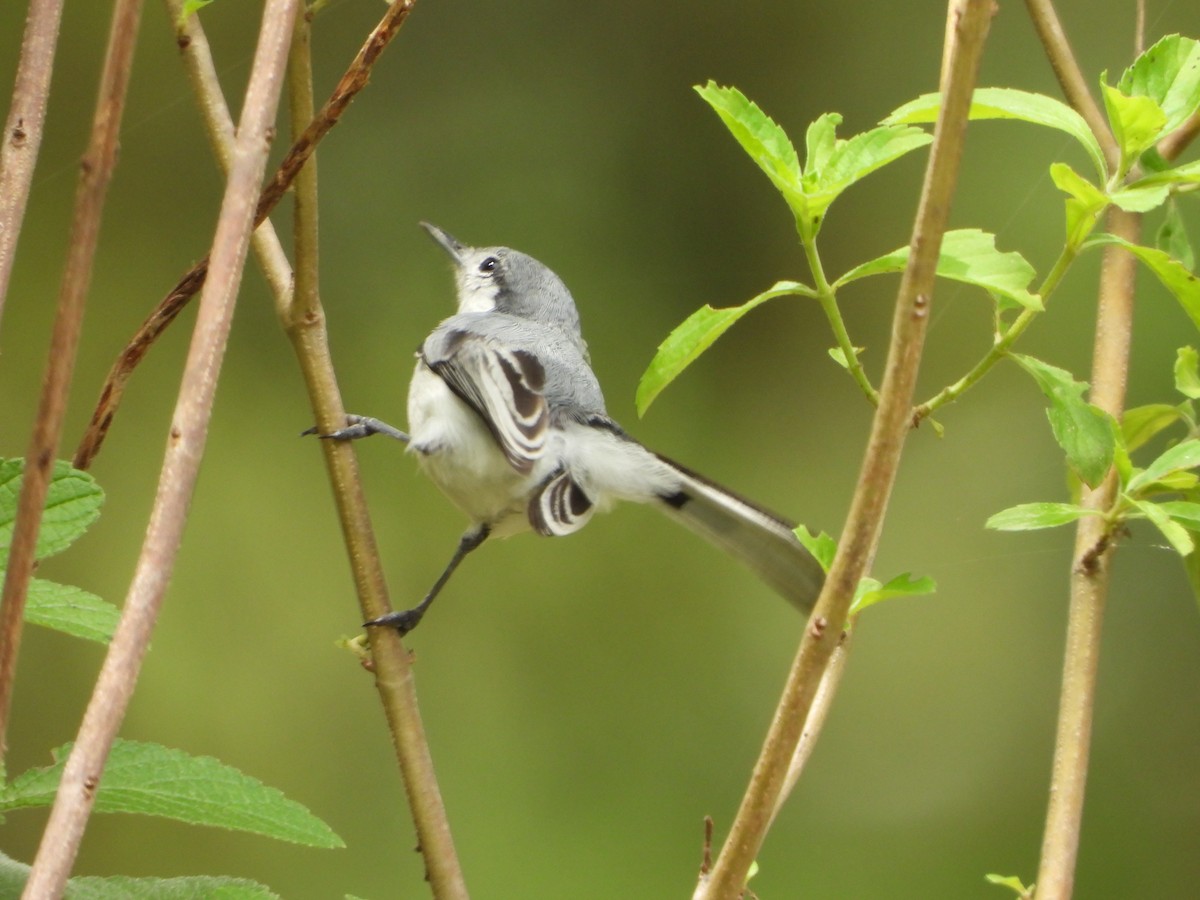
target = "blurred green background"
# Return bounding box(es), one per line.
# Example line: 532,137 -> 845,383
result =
2,1 -> 1199,897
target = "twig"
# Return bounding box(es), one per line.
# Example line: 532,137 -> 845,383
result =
1022,0 -> 1120,171
693,3 -> 995,897
281,10 -> 466,896
0,0 -> 66,330
72,0 -> 419,470
1033,205 -> 1139,900
0,0 -> 142,769
20,2 -> 299,895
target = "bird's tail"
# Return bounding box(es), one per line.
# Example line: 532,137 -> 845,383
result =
650,453 -> 825,613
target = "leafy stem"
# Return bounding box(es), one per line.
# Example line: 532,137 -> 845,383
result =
801,231 -> 880,405
915,242 -> 1079,420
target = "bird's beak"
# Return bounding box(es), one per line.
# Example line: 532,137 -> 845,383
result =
420,221 -> 465,266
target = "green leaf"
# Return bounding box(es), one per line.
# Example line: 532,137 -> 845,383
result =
1134,499 -> 1194,554
178,0 -> 216,27
1048,163 -> 1108,247
887,87 -> 1107,180
636,281 -> 810,415
1084,234 -> 1200,333
695,83 -> 803,207
1134,158 -> 1200,189
1100,82 -> 1168,177
836,229 -> 1040,310
25,579 -> 119,644
850,572 -> 936,615
0,851 -> 280,900
1156,499 -> 1200,531
986,502 -> 1098,530
1176,347 -> 1200,399
805,113 -> 840,176
794,525 -> 836,573
1158,199 -> 1195,271
1117,35 -> 1200,136
828,345 -> 866,370
1108,181 -> 1171,213
1126,438 -> 1200,494
1011,355 -> 1118,487
985,872 -> 1034,898
803,123 -> 932,220
1,740 -> 343,848
1122,403 -> 1183,451
0,459 -> 104,560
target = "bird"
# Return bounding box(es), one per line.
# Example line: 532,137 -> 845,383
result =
321,222 -> 824,634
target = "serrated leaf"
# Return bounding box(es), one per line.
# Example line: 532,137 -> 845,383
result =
1134,499 -> 1194,554
25,579 -> 119,644
0,459 -> 104,560
1126,438 -> 1200,494
1101,82 -> 1168,177
1011,355 -> 1118,487
986,502 -> 1098,530
803,124 -> 932,222
1122,403 -> 1183,451
1176,347 -> 1200,399
1085,234 -> 1200,333
1049,162 -> 1108,246
636,281 -> 810,415
805,113 -> 840,176
837,229 -> 1040,311
887,87 -> 1107,180
1157,199 -> 1195,270
794,525 -> 836,572
0,850 -> 281,900
695,83 -> 803,208
1117,35 -> 1200,136
850,572 -> 936,614
1,740 -> 343,848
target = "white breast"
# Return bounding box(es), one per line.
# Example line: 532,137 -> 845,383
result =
407,362 -> 548,536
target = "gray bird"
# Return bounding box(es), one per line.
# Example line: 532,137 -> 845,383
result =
323,223 -> 824,634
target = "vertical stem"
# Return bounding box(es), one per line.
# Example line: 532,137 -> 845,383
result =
21,2 -> 299,895
281,12 -> 467,897
0,0 -> 142,769
694,3 -> 995,897
1034,206 -> 1140,900
0,0 -> 66,328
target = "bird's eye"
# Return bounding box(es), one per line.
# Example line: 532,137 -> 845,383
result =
478,257 -> 499,274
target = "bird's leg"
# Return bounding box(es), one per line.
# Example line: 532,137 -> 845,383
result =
364,524 -> 491,635
303,414 -> 410,444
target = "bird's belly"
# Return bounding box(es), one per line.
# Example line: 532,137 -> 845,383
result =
407,365 -> 534,533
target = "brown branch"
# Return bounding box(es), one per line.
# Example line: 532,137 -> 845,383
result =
0,0 -> 142,768
21,2 -> 301,895
1022,0 -> 1121,172
0,0 -> 66,330
281,10 -> 467,896
693,3 -> 996,897
72,0 -> 419,471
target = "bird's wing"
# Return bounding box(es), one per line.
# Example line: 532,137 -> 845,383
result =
423,329 -> 549,474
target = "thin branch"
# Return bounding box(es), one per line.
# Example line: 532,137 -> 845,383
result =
281,10 -> 466,895
72,0 -> 419,470
0,0 -> 66,331
1022,0 -> 1120,172
21,2 -> 299,895
693,3 -> 995,897
0,0 -> 142,768
1034,205 -> 1139,900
